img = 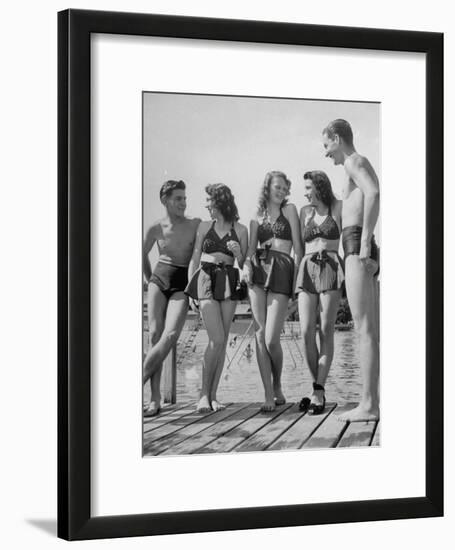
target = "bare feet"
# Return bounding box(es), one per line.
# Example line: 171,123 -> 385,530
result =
143,401 -> 161,417
337,404 -> 379,422
211,400 -> 226,412
261,398 -> 276,413
273,386 -> 286,406
197,395 -> 212,414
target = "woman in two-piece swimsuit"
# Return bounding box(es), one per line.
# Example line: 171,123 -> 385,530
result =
185,184 -> 248,413
244,171 -> 302,412
295,171 -> 344,414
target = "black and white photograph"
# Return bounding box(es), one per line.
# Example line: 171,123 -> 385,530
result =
142,92 -> 381,456
0,0 -> 447,545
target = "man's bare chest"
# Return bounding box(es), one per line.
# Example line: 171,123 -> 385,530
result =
159,223 -> 194,248
341,177 -> 357,201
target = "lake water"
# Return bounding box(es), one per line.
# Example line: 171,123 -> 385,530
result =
145,318 -> 361,405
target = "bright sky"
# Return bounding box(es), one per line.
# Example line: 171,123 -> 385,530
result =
143,92 -> 380,245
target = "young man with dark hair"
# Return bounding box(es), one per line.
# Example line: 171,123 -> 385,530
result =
142,180 -> 200,416
322,119 -> 380,422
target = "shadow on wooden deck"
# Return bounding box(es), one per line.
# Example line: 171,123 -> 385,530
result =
143,401 -> 380,456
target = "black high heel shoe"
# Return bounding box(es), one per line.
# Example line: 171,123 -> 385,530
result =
298,381 -> 317,412
298,396 -> 311,412
310,383 -> 326,415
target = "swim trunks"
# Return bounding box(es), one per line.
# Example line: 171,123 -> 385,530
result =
149,262 -> 189,299
342,225 -> 379,275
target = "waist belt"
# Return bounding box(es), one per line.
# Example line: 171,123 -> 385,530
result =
201,262 -> 234,300
309,250 -> 337,269
257,244 -> 272,262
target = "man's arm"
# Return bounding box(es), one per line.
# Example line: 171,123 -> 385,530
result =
187,222 -> 207,281
346,155 -> 380,249
143,224 -> 158,282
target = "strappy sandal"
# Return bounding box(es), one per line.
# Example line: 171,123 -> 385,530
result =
311,383 -> 326,415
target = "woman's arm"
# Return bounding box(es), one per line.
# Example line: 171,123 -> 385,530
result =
299,205 -> 315,257
236,223 -> 249,269
284,204 -> 303,266
243,219 -> 258,285
332,199 -> 343,232
246,219 -> 258,259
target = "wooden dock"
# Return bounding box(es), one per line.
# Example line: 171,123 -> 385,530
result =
143,401 -> 380,456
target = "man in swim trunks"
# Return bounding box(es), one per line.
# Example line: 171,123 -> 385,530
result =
322,119 -> 380,422
143,180 -> 200,416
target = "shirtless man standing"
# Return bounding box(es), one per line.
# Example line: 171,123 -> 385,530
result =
322,119 -> 380,422
143,180 -> 200,416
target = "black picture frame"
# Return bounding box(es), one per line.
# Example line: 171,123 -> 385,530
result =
58,8 -> 443,541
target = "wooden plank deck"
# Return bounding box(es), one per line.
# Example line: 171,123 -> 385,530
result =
143,401 -> 380,456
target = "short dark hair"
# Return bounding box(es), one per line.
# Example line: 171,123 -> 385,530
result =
323,119 -> 354,147
303,171 -> 336,207
205,183 -> 239,223
159,180 -> 186,201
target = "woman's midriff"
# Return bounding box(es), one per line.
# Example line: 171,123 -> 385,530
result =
304,238 -> 339,256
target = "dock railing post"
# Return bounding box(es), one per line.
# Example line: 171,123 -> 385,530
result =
162,344 -> 177,404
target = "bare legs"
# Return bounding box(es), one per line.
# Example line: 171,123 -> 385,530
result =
197,299 -> 236,413
143,283 -> 166,416
142,287 -> 188,415
298,289 -> 341,408
211,300 -> 236,410
338,256 -> 380,421
249,286 -> 289,411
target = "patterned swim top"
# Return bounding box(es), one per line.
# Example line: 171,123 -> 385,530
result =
202,221 -> 240,256
257,209 -> 292,244
303,206 -> 340,243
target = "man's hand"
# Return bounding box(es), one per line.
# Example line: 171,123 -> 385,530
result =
360,240 -> 377,274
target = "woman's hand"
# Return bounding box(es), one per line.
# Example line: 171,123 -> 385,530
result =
304,206 -> 316,225
189,298 -> 199,313
226,240 -> 241,259
288,295 -> 298,311
243,262 -> 253,287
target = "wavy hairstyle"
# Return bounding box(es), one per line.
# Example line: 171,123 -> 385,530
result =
257,171 -> 291,217
159,179 -> 186,202
205,183 -> 239,223
303,171 -> 336,207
